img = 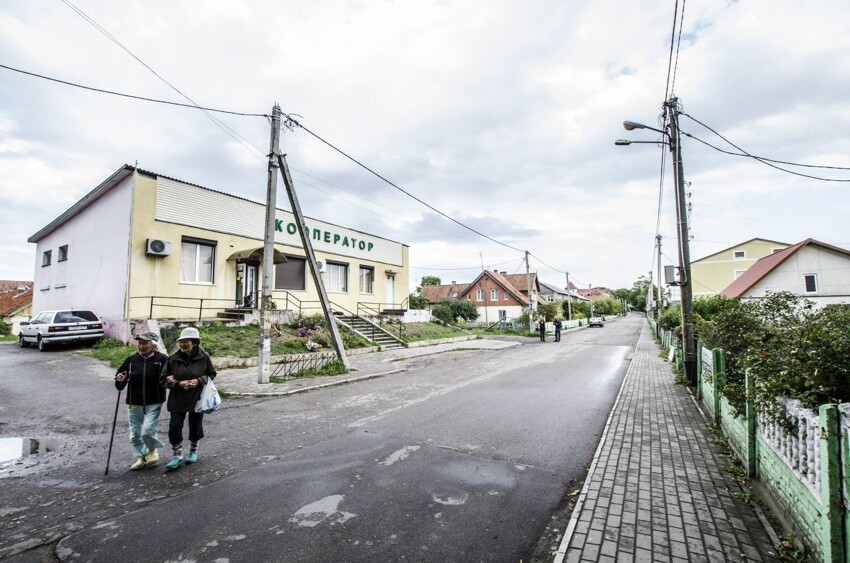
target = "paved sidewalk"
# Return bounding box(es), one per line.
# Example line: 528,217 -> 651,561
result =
214,338 -> 520,396
555,322 -> 780,563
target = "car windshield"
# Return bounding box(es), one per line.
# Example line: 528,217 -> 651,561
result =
54,311 -> 98,323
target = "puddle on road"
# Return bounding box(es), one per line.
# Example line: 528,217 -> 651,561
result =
0,437 -> 60,463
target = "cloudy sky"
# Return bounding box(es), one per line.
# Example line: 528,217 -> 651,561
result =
2,0 -> 849,294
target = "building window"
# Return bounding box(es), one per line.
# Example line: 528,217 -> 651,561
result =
504,291 -> 509,300
476,289 -> 484,301
734,270 -> 746,279
490,289 -> 498,300
326,262 -> 348,292
58,245 -> 68,262
499,310 -> 507,321
180,240 -> 215,284
804,274 -> 818,293
772,248 -> 785,254
359,266 -> 374,294
42,250 -> 52,267
733,250 -> 746,259
275,256 -> 306,290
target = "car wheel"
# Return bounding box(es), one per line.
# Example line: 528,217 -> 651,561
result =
19,335 -> 29,348
37,336 -> 48,351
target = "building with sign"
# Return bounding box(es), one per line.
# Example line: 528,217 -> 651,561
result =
28,165 -> 409,340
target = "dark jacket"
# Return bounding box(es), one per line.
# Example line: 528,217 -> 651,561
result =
114,351 -> 168,406
553,319 -> 562,330
160,346 -> 216,413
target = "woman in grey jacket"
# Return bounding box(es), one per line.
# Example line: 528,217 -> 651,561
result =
160,327 -> 216,471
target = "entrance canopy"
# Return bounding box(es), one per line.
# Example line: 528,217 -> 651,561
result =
226,247 -> 287,264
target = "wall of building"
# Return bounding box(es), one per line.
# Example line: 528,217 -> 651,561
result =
32,175 -> 132,323
126,174 -> 409,320
464,276 -> 525,322
692,240 -> 789,297
746,245 -> 850,306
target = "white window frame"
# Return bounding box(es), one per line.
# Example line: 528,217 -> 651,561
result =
490,288 -> 498,301
476,289 -> 484,301
803,273 -> 818,293
733,270 -> 746,279
733,250 -> 747,259
359,266 -> 374,294
326,262 -> 348,293
504,291 -> 509,300
180,241 -> 215,284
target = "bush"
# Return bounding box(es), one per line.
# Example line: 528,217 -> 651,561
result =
0,321 -> 11,336
436,298 -> 479,322
431,304 -> 454,324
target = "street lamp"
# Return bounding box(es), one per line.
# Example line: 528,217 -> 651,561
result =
618,99 -> 697,385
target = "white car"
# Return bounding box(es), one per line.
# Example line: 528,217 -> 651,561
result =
19,310 -> 104,351
588,316 -> 605,327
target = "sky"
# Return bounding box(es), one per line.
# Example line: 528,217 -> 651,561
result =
2,0 -> 850,295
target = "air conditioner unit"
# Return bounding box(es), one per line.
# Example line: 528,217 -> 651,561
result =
316,260 -> 325,272
146,238 -> 172,256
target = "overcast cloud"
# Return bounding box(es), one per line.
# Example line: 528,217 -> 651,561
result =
2,0 -> 849,293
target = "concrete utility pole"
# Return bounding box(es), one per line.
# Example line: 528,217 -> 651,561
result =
525,250 -> 533,332
276,153 -> 349,370
565,272 -> 572,320
656,234 -> 663,321
666,97 -> 696,385
258,104 -> 281,384
589,284 -> 594,317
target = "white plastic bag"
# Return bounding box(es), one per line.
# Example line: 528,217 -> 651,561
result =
195,378 -> 221,414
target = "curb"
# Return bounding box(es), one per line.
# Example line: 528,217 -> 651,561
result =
552,323 -> 641,563
225,368 -> 406,397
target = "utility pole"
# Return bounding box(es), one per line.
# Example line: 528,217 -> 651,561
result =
589,284 -> 594,317
666,97 -> 696,385
656,234 -> 663,321
480,252 -> 488,326
565,272 -> 572,321
525,250 -> 533,332
276,152 -> 349,370
258,104 -> 281,384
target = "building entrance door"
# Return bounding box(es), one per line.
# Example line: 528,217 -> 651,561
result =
385,274 -> 395,308
236,263 -> 258,307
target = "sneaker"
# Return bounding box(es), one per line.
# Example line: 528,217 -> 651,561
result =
145,449 -> 159,465
130,457 -> 146,470
186,451 -> 198,464
165,456 -> 183,471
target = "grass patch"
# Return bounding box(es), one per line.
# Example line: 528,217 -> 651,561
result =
82,338 -> 138,368
0,334 -> 17,343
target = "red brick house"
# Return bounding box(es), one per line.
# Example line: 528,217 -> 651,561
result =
419,270 -> 537,322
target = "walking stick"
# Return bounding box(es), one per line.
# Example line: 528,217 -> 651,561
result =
105,387 -> 122,476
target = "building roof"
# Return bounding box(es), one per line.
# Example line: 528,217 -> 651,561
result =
693,237 -> 790,263
29,165 -> 408,247
720,238 -> 850,298
0,283 -> 33,317
420,283 -> 469,303
473,270 -> 528,304
502,273 -> 538,295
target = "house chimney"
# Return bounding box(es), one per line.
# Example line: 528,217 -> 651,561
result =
451,281 -> 456,285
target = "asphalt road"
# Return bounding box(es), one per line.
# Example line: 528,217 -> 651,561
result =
0,315 -> 642,562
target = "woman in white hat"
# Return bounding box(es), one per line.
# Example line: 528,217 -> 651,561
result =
160,326 -> 216,471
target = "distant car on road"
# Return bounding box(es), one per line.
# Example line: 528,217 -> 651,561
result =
19,310 -> 104,351
588,316 -> 605,328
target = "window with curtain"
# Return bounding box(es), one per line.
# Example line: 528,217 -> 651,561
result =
359,266 -> 374,294
180,240 -> 215,284
326,262 -> 348,292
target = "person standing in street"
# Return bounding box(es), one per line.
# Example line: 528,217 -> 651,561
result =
537,314 -> 547,342
114,332 -> 168,470
160,327 -> 216,471
553,317 -> 562,342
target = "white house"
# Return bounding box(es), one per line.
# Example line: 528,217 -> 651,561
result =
720,238 -> 850,307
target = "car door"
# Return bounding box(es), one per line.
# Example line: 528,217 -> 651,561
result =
21,313 -> 45,342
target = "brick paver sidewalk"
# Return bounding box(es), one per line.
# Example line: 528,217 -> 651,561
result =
555,322 -> 779,562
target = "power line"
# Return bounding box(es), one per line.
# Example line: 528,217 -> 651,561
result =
0,63 -> 266,118
669,0 -> 687,96
681,113 -> 850,182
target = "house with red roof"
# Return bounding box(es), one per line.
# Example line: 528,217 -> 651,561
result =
0,281 -> 33,335
720,239 -> 850,307
419,270 -> 538,322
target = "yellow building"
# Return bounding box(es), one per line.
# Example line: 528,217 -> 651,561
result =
691,238 -> 789,297
28,165 -> 409,340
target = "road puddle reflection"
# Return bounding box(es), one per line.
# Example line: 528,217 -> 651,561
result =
0,437 -> 59,463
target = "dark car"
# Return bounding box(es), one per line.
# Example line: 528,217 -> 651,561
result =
19,310 -> 104,351
588,316 -> 605,327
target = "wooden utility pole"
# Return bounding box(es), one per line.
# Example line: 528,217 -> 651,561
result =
276,152 -> 349,369
565,272 -> 572,320
258,104 -> 281,384
656,234 -> 663,320
525,250 -> 533,332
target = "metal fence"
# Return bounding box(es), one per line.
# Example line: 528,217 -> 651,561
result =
270,351 -> 340,380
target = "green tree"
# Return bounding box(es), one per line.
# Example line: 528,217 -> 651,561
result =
421,276 -> 441,286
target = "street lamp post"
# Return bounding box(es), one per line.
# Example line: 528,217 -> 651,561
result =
619,99 -> 697,385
